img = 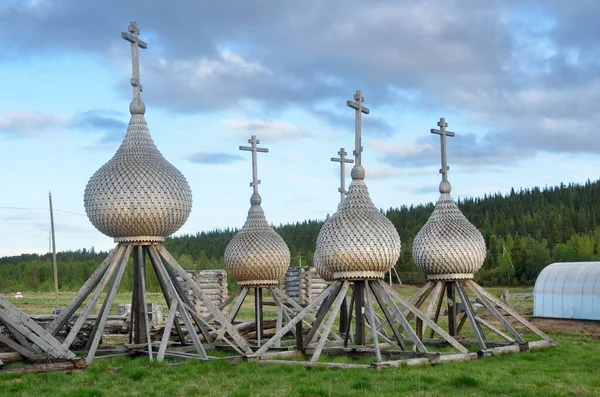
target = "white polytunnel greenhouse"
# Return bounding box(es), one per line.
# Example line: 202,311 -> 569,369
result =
533,262 -> 600,321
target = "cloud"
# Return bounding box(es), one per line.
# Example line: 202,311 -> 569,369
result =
412,185 -> 440,195
0,111 -> 68,137
70,110 -> 127,143
222,118 -> 310,141
185,151 -> 245,165
2,1 -> 600,159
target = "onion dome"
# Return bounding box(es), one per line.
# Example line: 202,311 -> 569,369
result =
223,136 -> 290,286
83,22 -> 192,242
412,118 -> 486,280
412,181 -> 486,280
314,164 -> 401,279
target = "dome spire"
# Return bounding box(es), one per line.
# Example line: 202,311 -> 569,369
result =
346,90 -> 369,174
331,148 -> 354,206
122,21 -> 148,115
239,135 -> 268,205
430,117 -> 455,194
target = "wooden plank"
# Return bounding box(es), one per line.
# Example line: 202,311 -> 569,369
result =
379,281 -> 469,354
354,281 -> 365,345
86,244 -> 132,365
310,281 -> 350,362
156,245 -> 254,355
157,298 -> 178,362
364,281 -> 381,362
0,333 -> 39,360
253,282 -> 339,357
455,282 -> 486,350
467,281 -> 551,341
0,297 -> 75,359
465,280 -> 525,343
63,249 -> 122,349
46,246 -> 120,336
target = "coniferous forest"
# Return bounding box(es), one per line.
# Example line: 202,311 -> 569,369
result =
1,179 -> 600,292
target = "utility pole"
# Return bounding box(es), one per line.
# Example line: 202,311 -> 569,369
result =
49,192 -> 59,308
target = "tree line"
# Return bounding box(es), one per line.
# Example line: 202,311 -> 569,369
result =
2,179 -> 600,292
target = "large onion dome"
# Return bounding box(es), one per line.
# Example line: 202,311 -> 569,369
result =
412,180 -> 486,280
84,109 -> 192,241
224,193 -> 290,286
314,165 -> 401,280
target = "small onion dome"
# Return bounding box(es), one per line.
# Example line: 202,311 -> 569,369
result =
224,193 -> 291,287
314,165 -> 401,280
412,181 -> 486,280
84,109 -> 192,241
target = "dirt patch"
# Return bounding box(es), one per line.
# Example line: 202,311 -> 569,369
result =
531,318 -> 600,339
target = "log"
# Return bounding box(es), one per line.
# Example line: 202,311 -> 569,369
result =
0,352 -> 24,363
258,359 -> 372,369
0,358 -> 86,375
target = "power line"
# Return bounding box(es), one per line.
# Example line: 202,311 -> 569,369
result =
0,206 -> 86,217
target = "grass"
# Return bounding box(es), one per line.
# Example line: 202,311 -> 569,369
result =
0,333 -> 598,396
2,287 -> 598,396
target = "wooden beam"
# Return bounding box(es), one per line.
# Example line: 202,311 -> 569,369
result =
379,281 -> 469,354
368,281 -> 407,351
46,246 -> 120,336
310,281 -> 350,362
252,282 -> 339,357
0,297 -> 75,359
137,245 -> 153,360
465,280 -> 525,343
364,281 -> 381,362
157,298 -> 178,362
455,282 -> 486,350
63,248 -> 123,349
467,281 -> 551,341
148,246 -> 207,359
156,245 -> 254,355
86,244 -> 132,364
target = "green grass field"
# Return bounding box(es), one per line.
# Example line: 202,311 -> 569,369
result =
1,288 -> 598,396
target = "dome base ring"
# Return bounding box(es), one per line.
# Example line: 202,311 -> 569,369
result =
426,273 -> 474,281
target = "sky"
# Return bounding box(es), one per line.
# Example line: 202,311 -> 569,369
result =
0,0 -> 599,257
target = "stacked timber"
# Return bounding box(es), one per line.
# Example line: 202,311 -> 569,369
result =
176,269 -> 228,316
280,267 -> 330,305
309,267 -> 329,301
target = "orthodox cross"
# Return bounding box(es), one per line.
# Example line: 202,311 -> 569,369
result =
331,148 -> 354,203
430,117 -> 455,182
240,135 -> 269,194
346,90 -> 370,165
122,22 -> 147,100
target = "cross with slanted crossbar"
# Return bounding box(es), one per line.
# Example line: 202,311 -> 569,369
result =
430,117 -> 455,182
347,90 -> 370,166
331,148 -> 354,204
240,135 -> 269,194
122,21 -> 147,101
